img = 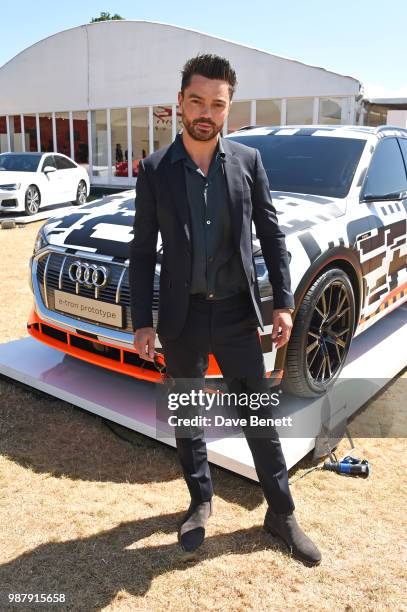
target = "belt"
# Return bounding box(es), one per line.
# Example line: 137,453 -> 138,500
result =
190,291 -> 249,302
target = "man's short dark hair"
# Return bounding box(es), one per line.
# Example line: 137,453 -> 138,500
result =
181,54 -> 237,99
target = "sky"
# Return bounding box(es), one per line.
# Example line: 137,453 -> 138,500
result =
1,0 -> 406,98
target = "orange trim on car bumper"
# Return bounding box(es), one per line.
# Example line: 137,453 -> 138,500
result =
26,307 -> 226,383
27,307 -> 165,383
26,307 -> 281,386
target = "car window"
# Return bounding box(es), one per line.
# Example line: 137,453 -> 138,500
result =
227,134 -> 366,198
55,155 -> 76,170
363,138 -> 407,197
397,137 -> 407,171
41,155 -> 57,171
0,153 -> 42,172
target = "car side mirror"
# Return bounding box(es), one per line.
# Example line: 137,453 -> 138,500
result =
43,165 -> 56,174
360,190 -> 407,203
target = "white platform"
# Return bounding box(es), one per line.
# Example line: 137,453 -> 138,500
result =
0,304 -> 406,479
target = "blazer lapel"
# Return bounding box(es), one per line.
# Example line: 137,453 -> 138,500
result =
222,139 -> 244,250
164,157 -> 191,245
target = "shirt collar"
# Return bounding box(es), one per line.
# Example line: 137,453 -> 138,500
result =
217,136 -> 226,159
170,132 -> 226,165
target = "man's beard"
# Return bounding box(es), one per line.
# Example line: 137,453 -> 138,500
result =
182,114 -> 223,141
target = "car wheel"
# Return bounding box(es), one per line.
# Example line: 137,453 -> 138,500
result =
24,185 -> 40,215
282,268 -> 355,398
72,180 -> 87,205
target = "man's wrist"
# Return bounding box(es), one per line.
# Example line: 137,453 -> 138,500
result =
274,307 -> 294,314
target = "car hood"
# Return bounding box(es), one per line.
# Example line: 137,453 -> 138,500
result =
41,190 -> 345,259
0,171 -> 35,184
270,190 -> 344,229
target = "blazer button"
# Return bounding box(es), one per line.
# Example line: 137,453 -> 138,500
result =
185,281 -> 190,288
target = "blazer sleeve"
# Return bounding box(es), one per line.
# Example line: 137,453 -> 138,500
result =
251,148 -> 295,310
129,158 -> 159,330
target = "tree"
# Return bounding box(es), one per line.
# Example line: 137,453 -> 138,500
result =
90,12 -> 124,22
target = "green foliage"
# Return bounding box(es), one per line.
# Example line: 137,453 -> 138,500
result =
90,12 -> 124,23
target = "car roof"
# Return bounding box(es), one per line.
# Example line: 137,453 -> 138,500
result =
0,152 -> 73,159
0,151 -> 42,156
227,124 -> 407,140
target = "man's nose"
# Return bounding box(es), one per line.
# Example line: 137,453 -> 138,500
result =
199,104 -> 212,119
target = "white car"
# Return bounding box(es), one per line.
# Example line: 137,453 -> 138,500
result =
0,152 -> 90,216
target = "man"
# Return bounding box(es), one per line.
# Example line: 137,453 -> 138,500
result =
115,143 -> 124,163
129,54 -> 321,566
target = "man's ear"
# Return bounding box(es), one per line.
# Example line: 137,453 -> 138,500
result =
177,91 -> 183,107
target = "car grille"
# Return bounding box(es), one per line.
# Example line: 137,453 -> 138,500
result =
36,252 -> 159,331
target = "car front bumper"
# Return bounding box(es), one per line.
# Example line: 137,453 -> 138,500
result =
0,189 -> 24,212
28,248 -> 283,387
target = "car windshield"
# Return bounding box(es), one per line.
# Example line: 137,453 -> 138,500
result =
0,153 -> 42,172
228,134 -> 367,198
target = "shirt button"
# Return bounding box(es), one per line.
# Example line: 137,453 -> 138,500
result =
206,220 -> 211,225
208,256 -> 213,262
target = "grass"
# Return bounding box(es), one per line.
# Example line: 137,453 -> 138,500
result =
0,216 -> 406,611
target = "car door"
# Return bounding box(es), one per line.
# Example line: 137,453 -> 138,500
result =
55,154 -> 78,202
359,137 -> 407,318
39,154 -> 60,205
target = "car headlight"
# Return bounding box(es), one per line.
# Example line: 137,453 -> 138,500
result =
0,183 -> 21,190
33,226 -> 49,254
254,256 -> 273,298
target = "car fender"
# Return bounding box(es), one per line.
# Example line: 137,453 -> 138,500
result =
274,245 -> 363,371
293,245 -> 363,311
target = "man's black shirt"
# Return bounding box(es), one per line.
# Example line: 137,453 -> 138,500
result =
171,133 -> 248,300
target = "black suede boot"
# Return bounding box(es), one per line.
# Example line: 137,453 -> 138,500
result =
178,499 -> 213,552
264,506 -> 321,566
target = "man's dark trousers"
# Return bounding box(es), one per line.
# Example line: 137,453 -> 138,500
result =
158,290 -> 295,515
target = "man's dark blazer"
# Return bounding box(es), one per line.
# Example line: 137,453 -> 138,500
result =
129,135 -> 295,341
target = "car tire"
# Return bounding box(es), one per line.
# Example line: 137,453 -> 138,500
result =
24,185 -> 41,216
282,268 -> 356,398
72,180 -> 87,206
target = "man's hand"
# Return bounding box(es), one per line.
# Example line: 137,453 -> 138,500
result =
134,327 -> 156,361
271,309 -> 294,349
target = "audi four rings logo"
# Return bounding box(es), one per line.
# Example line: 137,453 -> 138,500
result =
68,261 -> 109,288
